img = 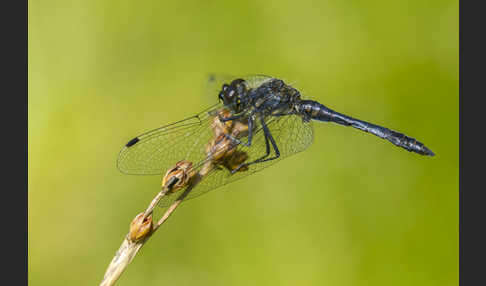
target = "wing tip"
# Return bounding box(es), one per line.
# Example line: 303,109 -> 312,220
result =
125,137 -> 140,147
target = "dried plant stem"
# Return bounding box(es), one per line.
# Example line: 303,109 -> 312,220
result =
141,189 -> 168,221
100,108 -> 235,286
154,174 -> 202,230
99,236 -> 144,286
99,173 -> 204,286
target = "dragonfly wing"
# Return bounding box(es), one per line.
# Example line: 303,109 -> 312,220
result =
242,74 -> 274,89
119,75 -> 313,208
117,103 -> 223,175
158,113 -> 314,207
205,74 -> 236,102
206,74 -> 274,99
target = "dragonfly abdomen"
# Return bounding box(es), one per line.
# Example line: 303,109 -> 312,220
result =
384,129 -> 434,156
295,100 -> 435,156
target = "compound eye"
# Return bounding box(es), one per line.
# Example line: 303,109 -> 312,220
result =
222,84 -> 228,91
218,92 -> 224,102
230,78 -> 245,86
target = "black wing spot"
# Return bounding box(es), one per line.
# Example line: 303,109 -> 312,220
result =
125,137 -> 140,147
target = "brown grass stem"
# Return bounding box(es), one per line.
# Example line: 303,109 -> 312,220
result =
99,173 -> 204,286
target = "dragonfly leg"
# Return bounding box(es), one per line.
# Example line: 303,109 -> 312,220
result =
230,130 -> 269,174
258,117 -> 281,162
219,113 -> 244,122
243,112 -> 255,146
222,112 -> 255,147
230,117 -> 281,174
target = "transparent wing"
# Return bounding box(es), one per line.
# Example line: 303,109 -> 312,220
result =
118,74 -> 277,176
157,113 -> 314,207
117,103 -> 223,175
242,74 -> 274,89
119,74 -> 313,209
205,74 -> 235,101
205,74 -> 274,99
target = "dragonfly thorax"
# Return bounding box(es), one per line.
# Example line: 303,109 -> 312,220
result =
219,77 -> 302,116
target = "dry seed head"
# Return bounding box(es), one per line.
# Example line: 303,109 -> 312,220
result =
211,109 -> 234,138
129,212 -> 153,242
222,150 -> 249,172
207,134 -> 237,161
161,160 -> 195,193
231,120 -> 249,138
205,109 -> 252,172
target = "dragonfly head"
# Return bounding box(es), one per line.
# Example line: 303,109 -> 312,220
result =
218,78 -> 249,113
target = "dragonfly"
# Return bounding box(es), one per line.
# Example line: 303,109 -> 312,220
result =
117,75 -> 434,208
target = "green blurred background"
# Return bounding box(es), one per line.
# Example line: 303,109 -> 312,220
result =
29,0 -> 458,285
